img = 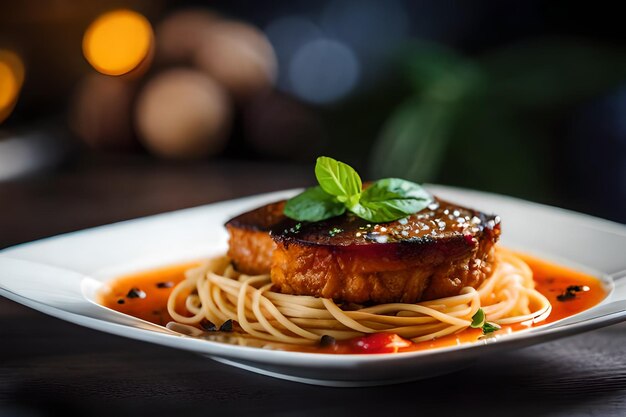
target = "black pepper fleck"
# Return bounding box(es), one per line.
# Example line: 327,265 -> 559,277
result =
126,288 -> 146,299
320,335 -> 336,347
219,319 -> 233,332
200,319 -> 217,331
117,299 -> 125,304
557,292 -> 576,302
557,285 -> 588,302
156,281 -> 174,289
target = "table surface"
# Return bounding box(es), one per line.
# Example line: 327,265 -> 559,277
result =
2,156 -> 626,417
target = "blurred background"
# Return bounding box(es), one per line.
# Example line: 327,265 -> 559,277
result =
1,0 -> 625,247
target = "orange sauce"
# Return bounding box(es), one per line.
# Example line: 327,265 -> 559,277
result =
99,262 -> 197,325
397,252 -> 608,353
522,253 -> 606,323
99,252 -> 607,353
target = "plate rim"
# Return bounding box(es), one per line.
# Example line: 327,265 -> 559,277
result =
1,184 -> 626,366
2,184 -> 625,256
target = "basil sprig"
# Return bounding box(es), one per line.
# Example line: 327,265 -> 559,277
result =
283,156 -> 433,223
470,308 -> 501,335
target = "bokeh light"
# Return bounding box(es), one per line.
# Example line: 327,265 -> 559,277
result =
289,39 -> 359,104
83,9 -> 153,76
0,50 -> 25,124
194,20 -> 277,100
265,16 -> 321,91
69,73 -> 137,150
322,0 -> 407,84
156,9 -> 218,64
135,68 -> 232,159
322,0 -> 408,56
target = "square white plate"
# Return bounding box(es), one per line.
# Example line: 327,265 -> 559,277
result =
1,185 -> 625,387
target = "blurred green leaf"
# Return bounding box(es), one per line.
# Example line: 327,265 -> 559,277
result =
402,41 -> 485,101
481,38 -> 626,109
440,100 -> 552,199
371,37 -> 624,200
370,46 -> 481,183
401,41 -> 467,92
370,97 -> 454,182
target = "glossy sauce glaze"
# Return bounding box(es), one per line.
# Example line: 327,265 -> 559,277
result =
273,199 -> 499,246
99,252 -> 607,354
99,262 -> 197,325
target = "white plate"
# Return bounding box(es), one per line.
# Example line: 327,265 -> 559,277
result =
1,185 -> 626,387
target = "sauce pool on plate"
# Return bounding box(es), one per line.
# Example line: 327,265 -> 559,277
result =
99,262 -> 197,325
98,252 -> 607,354
396,253 -> 607,354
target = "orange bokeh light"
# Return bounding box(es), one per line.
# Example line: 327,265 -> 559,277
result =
0,50 -> 25,124
83,9 -> 153,76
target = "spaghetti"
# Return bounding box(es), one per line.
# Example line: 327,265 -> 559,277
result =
166,248 -> 551,346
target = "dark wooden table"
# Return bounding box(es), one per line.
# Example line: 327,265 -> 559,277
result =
2,156 -> 626,417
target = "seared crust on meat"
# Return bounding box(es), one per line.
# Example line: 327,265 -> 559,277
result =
225,201 -> 284,275
225,198 -> 500,303
270,199 -> 500,303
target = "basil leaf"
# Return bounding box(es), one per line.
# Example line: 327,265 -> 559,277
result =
285,158 -> 432,223
350,200 -> 412,223
362,178 -> 432,203
470,308 -> 485,328
315,156 -> 362,199
482,322 -> 501,335
284,186 -> 346,222
352,178 -> 433,222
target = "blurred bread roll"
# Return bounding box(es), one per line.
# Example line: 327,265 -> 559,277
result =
155,9 -> 220,65
194,20 -> 277,100
135,68 -> 231,159
69,73 -> 137,150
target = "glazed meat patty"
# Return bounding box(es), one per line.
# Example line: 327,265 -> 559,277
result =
270,199 -> 500,303
225,200 -> 285,275
225,198 -> 500,304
